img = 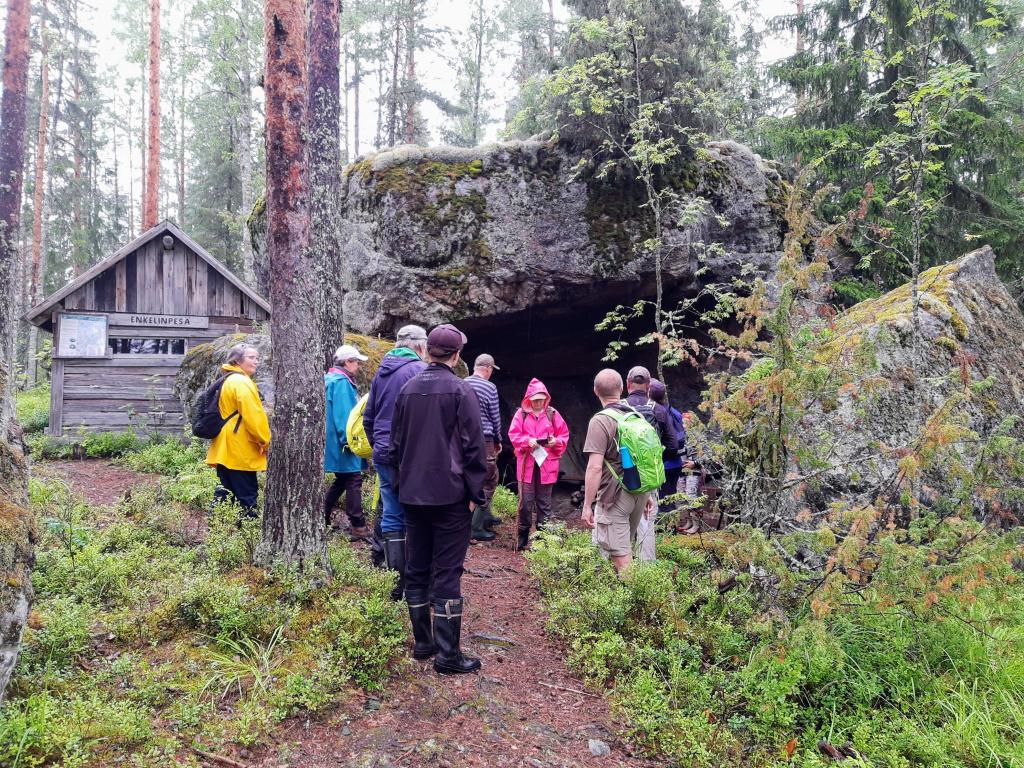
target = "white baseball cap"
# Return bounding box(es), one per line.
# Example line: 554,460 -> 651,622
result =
334,344 -> 369,362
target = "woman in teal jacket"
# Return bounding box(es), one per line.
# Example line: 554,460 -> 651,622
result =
325,344 -> 369,537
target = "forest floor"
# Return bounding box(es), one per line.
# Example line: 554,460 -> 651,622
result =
40,458 -> 653,768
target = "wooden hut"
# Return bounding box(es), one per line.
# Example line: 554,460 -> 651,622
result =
24,221 -> 270,437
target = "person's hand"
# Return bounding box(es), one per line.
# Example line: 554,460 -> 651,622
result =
469,501 -> 477,512
644,495 -> 654,520
528,438 -> 539,449
581,506 -> 595,529
546,436 -> 556,447
495,443 -> 503,455
683,460 -> 696,470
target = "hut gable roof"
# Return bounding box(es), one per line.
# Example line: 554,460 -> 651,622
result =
24,220 -> 270,329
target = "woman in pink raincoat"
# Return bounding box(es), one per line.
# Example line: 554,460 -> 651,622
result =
507,378 -> 570,551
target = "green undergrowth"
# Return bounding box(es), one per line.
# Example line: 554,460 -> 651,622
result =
0,477 -> 405,768
27,430 -> 144,461
16,384 -> 50,434
527,522 -> 1024,767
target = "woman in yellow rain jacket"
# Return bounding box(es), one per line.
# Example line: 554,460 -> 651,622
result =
206,343 -> 271,517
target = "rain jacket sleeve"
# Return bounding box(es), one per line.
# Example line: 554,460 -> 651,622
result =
507,409 -> 530,453
549,409 -> 570,459
236,377 -> 271,449
363,377 -> 378,448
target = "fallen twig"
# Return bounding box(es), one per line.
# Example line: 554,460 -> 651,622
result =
537,680 -> 601,698
192,747 -> 250,768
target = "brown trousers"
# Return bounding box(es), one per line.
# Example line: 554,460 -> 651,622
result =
483,439 -> 499,504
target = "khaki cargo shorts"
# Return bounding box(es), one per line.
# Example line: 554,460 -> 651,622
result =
594,490 -> 648,557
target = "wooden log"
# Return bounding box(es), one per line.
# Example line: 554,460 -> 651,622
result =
115,259 -> 127,311
48,358 -> 64,436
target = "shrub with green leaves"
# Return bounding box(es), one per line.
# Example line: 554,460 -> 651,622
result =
528,523 -> 1024,767
3,481 -> 406,766
15,383 -> 50,434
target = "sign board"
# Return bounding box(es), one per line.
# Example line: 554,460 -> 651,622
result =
108,313 -> 210,329
56,313 -> 109,358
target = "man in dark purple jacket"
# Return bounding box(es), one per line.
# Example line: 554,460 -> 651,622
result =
363,324 -> 428,599
390,323 -> 487,674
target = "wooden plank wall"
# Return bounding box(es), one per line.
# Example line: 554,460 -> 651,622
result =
49,234 -> 269,436
59,240 -> 268,322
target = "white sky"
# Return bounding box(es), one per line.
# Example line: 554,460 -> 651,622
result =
6,0 -> 797,210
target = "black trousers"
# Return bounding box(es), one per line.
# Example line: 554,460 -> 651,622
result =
659,466 -> 683,512
404,501 -> 472,601
325,472 -> 365,527
214,465 -> 259,517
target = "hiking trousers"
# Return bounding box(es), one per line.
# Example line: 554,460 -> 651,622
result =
482,439 -> 500,504
519,463 -> 553,531
325,471 -> 365,528
404,500 -> 472,600
213,465 -> 258,518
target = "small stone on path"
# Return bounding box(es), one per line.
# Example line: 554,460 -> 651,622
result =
588,739 -> 611,757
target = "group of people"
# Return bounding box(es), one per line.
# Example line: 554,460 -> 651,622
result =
204,324 -> 699,676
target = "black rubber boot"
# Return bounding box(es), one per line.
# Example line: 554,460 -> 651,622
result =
406,588 -> 437,659
483,501 -> 502,530
432,598 -> 480,674
517,526 -> 530,552
383,531 -> 406,601
471,504 -> 496,541
370,518 -> 385,569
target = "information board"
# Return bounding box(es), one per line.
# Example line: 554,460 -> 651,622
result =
56,313 -> 109,358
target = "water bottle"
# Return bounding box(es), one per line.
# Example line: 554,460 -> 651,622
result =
620,445 -> 642,491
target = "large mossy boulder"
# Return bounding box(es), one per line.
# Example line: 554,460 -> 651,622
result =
792,245 -> 1024,520
247,139 -> 789,336
174,332 -> 394,420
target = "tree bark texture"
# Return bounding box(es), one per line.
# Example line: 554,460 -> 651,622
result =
27,0 -> 49,385
309,0 -> 345,369
143,0 -> 160,229
403,0 -> 416,144
260,0 -> 328,571
0,0 -> 34,707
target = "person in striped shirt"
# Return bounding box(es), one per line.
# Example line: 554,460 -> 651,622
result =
464,354 -> 503,541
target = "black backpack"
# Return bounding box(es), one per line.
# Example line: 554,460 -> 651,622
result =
191,373 -> 242,439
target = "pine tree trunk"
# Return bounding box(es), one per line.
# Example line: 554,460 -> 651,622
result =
27,0 -> 49,385
259,0 -> 328,572
143,0 -> 160,229
403,0 -> 416,144
238,12 -> 255,285
0,0 -> 33,707
177,60 -> 185,227
353,36 -> 360,156
387,12 -> 400,146
546,0 -> 555,60
471,0 -> 483,145
309,0 -> 345,369
341,25 -> 349,163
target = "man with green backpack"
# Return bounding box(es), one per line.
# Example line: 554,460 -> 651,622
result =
580,368 -> 661,574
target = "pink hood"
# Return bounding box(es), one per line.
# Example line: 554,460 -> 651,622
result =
520,378 -> 550,410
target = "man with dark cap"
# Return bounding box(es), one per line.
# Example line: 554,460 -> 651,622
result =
464,353 -> 503,541
390,323 -> 487,674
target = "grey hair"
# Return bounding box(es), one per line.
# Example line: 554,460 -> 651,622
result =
395,324 -> 427,351
226,343 -> 257,365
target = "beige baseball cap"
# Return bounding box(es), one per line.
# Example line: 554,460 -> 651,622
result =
474,353 -> 500,370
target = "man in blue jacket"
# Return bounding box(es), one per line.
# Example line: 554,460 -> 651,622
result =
363,325 -> 428,599
325,344 -> 370,538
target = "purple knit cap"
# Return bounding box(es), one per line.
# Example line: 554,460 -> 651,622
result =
649,379 -> 667,403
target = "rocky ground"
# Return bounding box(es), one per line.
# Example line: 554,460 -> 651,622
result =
37,458 -> 653,768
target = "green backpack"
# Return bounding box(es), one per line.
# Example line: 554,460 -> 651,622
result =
600,407 -> 666,494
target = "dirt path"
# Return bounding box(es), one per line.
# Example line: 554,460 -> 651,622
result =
33,459 -> 649,768
252,526 -> 651,768
33,458 -> 162,506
